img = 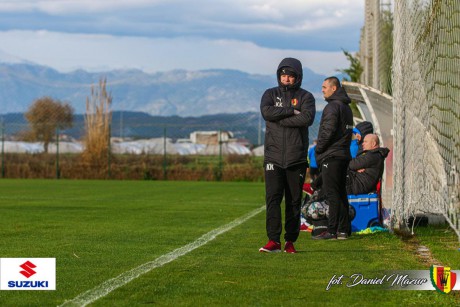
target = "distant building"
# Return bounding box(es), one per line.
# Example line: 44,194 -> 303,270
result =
190,131 -> 233,145
232,138 -> 252,149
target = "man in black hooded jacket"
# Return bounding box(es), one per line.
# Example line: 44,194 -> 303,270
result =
314,77 -> 353,240
347,134 -> 389,195
259,57 -> 316,253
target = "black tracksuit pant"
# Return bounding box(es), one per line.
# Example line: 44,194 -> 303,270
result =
264,162 -> 307,243
320,158 -> 350,234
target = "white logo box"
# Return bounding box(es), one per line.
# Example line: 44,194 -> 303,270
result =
0,258 -> 56,290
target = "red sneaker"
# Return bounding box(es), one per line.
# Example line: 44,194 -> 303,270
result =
300,223 -> 309,232
284,241 -> 297,253
303,183 -> 314,194
259,240 -> 281,253
300,223 -> 313,232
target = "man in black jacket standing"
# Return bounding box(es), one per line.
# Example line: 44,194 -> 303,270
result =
259,57 -> 316,253
314,77 -> 353,240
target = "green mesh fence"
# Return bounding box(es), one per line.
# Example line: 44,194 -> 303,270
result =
0,112 -> 266,180
392,0 -> 460,238
358,0 -> 459,240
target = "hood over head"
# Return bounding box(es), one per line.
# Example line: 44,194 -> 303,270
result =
277,57 -> 303,90
373,147 -> 390,158
326,86 -> 351,104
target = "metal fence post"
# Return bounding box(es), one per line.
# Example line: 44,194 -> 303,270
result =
163,126 -> 167,180
1,121 -> 4,178
217,130 -> 222,181
56,127 -> 60,179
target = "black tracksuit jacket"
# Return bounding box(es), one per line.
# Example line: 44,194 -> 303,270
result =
260,58 -> 316,168
347,147 -> 390,195
315,87 -> 353,166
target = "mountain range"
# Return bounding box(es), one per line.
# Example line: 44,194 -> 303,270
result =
0,58 -> 333,144
0,61 -> 328,116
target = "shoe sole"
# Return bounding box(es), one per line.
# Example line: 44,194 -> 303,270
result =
311,236 -> 337,240
337,233 -> 349,240
259,248 -> 281,253
284,250 -> 297,253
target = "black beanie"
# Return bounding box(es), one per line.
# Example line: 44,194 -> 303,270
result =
355,121 -> 374,137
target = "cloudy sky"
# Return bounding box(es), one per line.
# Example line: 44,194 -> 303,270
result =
0,0 -> 364,76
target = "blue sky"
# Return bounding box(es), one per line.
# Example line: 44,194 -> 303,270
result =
0,0 -> 364,76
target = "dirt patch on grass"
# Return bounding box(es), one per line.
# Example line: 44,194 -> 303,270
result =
393,229 -> 442,266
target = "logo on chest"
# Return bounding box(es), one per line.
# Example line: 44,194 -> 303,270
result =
275,97 -> 283,107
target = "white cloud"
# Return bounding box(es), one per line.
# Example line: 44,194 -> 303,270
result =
0,1 -> 362,75
0,30 -> 349,76
0,0 -> 363,35
0,0 -> 156,13
0,0 -> 363,14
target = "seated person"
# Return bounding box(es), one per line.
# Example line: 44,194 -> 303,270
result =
310,133 -> 389,196
350,121 -> 374,158
346,134 -> 389,195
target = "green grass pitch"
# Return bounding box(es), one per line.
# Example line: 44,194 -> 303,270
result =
0,179 -> 458,306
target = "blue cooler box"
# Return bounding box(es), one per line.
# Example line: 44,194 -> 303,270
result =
347,193 -> 380,232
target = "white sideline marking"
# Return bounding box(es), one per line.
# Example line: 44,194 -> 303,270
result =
59,205 -> 264,307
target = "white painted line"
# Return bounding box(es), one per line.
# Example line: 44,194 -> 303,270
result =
59,205 -> 264,307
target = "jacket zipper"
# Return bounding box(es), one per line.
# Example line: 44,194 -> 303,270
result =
282,90 -> 290,167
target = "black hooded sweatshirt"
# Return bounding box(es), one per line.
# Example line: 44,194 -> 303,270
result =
347,147 -> 390,195
260,58 -> 316,168
315,86 -> 353,166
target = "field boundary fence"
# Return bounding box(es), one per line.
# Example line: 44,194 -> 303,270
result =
0,116 -> 268,181
359,0 -> 459,241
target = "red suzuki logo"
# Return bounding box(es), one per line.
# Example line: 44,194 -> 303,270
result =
19,261 -> 37,278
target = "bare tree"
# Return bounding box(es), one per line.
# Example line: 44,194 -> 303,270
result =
24,97 -> 73,153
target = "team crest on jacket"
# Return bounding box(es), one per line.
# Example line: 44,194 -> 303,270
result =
291,98 -> 298,106
430,265 -> 457,294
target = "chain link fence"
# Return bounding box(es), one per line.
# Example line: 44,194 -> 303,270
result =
359,0 -> 393,94
0,111 -> 267,181
1,108 -> 322,181
393,0 -> 459,237
360,0 -> 459,239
